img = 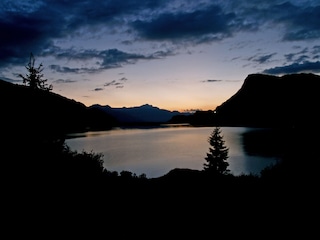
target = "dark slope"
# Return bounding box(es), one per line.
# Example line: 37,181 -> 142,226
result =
213,73 -> 320,127
0,79 -> 117,137
1,78 -> 317,237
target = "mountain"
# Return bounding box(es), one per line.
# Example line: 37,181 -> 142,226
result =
0,79 -> 117,138
3,72 -> 318,135
213,73 -> 320,127
89,103 -> 188,124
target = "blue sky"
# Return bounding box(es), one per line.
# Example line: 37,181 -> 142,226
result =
1,0 -> 320,111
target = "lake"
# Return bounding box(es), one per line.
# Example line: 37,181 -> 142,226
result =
66,125 -> 280,178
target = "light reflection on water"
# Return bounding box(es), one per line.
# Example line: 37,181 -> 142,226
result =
66,126 -> 279,178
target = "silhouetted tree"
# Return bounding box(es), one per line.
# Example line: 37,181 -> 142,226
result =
203,126 -> 230,175
19,53 -> 53,91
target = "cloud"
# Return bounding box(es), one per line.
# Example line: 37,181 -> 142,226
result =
201,79 -> 223,83
247,53 -> 277,64
104,80 -> 117,87
46,47 -> 175,74
49,65 -> 88,74
131,5 -> 238,42
93,88 -> 104,92
262,45 -> 320,75
0,0 -> 171,68
280,5 -> 320,41
53,79 -> 77,84
103,77 -> 128,88
262,61 -> 320,75
312,46 -> 320,55
0,0 -> 320,72
229,1 -> 320,41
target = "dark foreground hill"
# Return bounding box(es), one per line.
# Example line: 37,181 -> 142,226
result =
1,77 -> 318,237
0,79 -> 117,137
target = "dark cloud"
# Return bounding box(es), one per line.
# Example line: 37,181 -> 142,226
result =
283,47 -> 319,65
46,47 -> 175,74
285,53 -> 296,62
49,65 -> 85,74
312,46 -> 320,55
247,53 -> 277,64
104,77 -> 128,88
295,55 -> 310,63
0,0 -> 319,73
0,1 -> 66,66
280,5 -> 320,41
53,79 -> 77,84
225,1 -> 320,41
0,0 -> 170,68
100,49 -> 143,68
201,79 -> 222,83
104,80 -> 117,87
262,61 -> 320,75
131,5 -> 238,42
93,88 -> 104,91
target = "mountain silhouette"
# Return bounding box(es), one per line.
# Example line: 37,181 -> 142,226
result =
89,103 -> 188,124
0,79 -> 117,137
2,75 -> 318,230
2,72 -> 319,134
190,73 -> 320,127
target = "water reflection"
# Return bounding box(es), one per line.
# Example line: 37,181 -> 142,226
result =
241,128 -> 288,157
66,126 -> 279,178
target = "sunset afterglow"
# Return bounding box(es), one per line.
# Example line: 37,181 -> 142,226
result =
1,0 -> 319,111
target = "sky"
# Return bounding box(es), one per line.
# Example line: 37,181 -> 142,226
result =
1,0 -> 320,112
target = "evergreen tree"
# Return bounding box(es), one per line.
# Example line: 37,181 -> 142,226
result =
19,53 -> 53,91
203,126 -> 230,175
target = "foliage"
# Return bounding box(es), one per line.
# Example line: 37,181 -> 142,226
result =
19,53 -> 53,91
203,126 -> 230,175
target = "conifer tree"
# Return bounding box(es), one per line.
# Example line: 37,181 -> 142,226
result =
19,53 -> 53,91
203,126 -> 230,175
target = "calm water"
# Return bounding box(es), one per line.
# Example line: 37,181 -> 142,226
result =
66,125 -> 280,178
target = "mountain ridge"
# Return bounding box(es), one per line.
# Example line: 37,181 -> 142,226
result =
89,103 -> 189,124
214,72 -> 320,127
2,72 -> 319,133
0,79 -> 118,136
168,72 -> 320,127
